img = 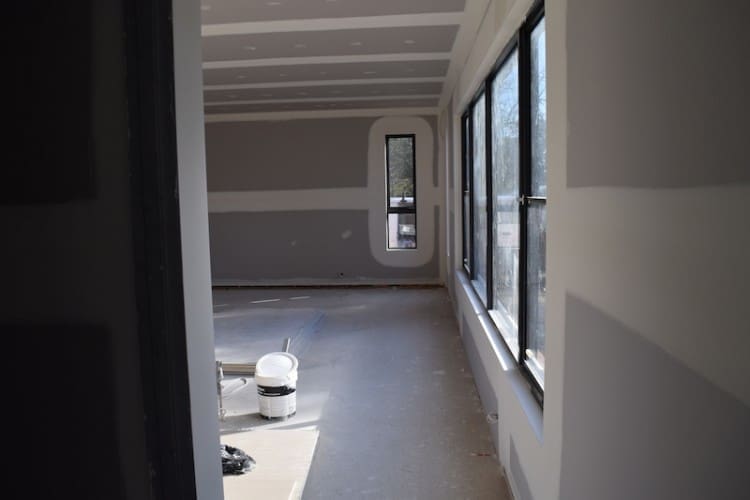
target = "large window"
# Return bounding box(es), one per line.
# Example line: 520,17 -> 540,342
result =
461,3 -> 547,401
386,135 -> 416,249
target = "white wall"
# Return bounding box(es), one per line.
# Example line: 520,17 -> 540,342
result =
444,1 -> 750,499
172,1 -> 224,498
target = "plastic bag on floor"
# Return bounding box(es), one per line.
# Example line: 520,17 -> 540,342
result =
221,444 -> 256,474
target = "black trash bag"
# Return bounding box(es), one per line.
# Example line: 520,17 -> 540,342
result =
221,444 -> 256,475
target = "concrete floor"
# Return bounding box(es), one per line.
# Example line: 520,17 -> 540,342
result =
213,286 -> 511,500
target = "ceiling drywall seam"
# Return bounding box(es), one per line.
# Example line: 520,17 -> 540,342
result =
202,13 -> 465,37
203,52 -> 453,70
205,76 -> 445,91
204,107 -> 439,123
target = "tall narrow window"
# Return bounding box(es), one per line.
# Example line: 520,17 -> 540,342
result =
386,135 -> 416,249
471,94 -> 487,302
490,48 -> 520,357
524,16 -> 547,385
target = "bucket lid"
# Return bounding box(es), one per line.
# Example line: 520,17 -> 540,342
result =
255,352 -> 298,387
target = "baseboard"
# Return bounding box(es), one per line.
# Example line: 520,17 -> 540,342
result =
212,278 -> 444,288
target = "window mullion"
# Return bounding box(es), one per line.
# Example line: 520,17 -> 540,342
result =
484,80 -> 494,307
518,16 -> 532,367
467,113 -> 475,279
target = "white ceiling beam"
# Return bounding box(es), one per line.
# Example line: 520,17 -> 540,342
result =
205,94 -> 440,106
203,52 -> 452,70
204,76 -> 444,91
204,107 -> 440,123
202,13 -> 464,37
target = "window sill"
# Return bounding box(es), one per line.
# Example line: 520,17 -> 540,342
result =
456,269 -> 544,443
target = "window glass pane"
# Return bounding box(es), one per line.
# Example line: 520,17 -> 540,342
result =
530,18 -> 547,197
526,202 -> 546,385
387,213 -> 416,249
471,95 -> 487,299
387,136 -> 415,209
490,49 -> 520,356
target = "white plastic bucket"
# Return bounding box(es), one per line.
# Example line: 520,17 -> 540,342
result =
255,352 -> 298,419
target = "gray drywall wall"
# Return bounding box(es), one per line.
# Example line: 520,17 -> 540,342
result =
206,118 -> 372,191
567,0 -> 750,188
209,207 -> 440,282
2,1 -> 150,497
206,115 -> 441,283
173,0 -> 224,498
559,294 -> 750,500
556,1 -> 750,498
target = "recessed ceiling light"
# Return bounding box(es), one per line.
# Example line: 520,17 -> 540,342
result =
243,45 -> 257,51
404,39 -> 416,45
350,41 -> 363,47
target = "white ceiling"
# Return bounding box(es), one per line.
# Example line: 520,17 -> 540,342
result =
200,0 -> 477,116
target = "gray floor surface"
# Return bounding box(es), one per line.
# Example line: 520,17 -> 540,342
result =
213,286 -> 511,500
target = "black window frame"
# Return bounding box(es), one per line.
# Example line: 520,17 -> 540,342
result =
461,1 -> 546,406
461,114 -> 472,273
385,134 -> 417,250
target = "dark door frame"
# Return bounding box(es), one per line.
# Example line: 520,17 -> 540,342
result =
124,0 -> 198,498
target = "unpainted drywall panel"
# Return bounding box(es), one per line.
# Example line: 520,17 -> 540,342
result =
208,208 -> 440,282
559,294 -> 750,500
206,118 -> 372,191
567,0 -> 750,188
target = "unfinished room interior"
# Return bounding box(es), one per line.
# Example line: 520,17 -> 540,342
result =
5,0 -> 749,499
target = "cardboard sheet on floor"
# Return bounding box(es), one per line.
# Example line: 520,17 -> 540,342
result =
222,429 -> 319,500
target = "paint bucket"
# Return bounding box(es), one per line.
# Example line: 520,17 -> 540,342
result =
255,352 -> 298,419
